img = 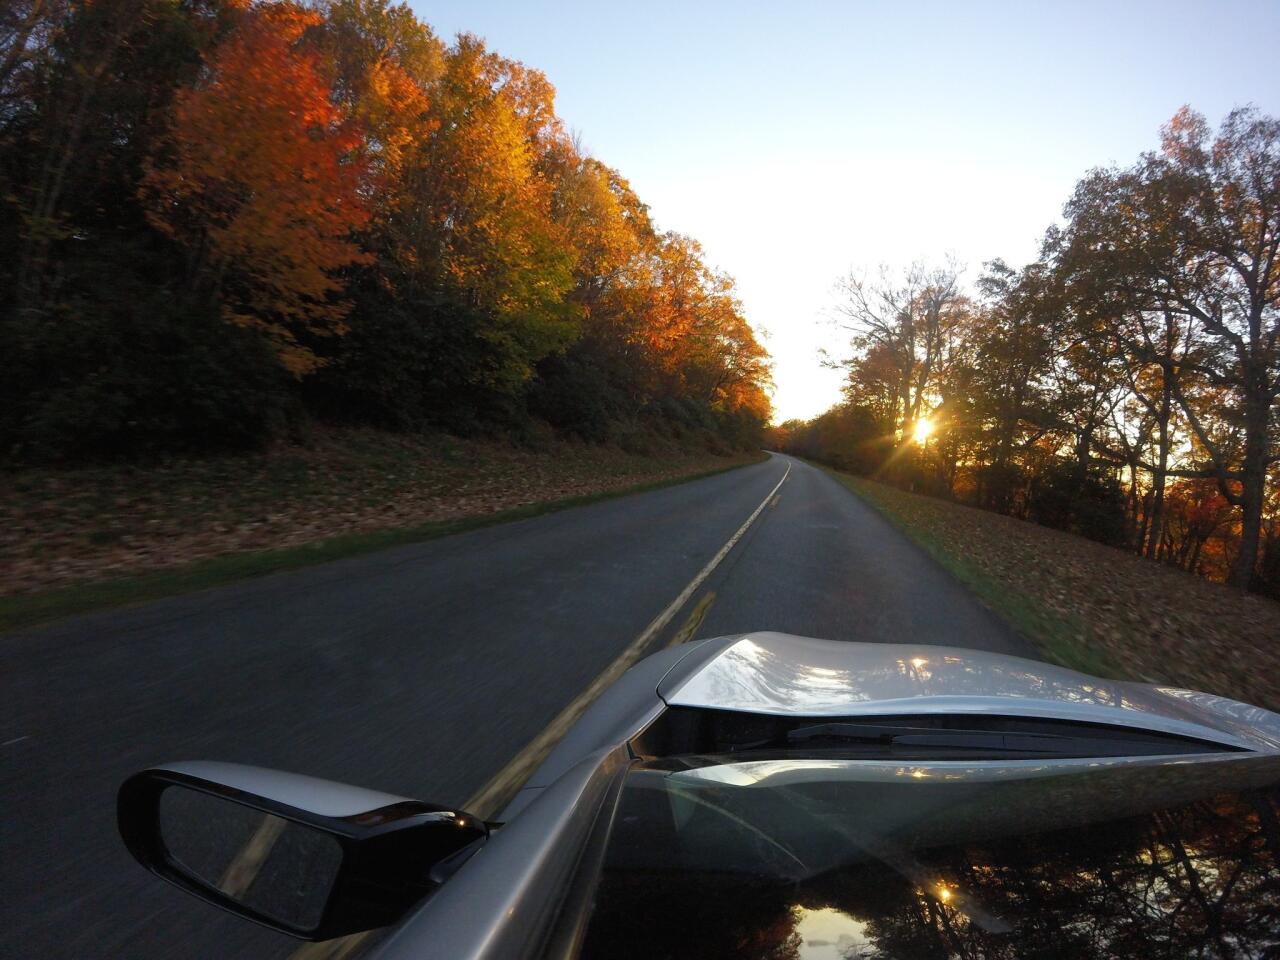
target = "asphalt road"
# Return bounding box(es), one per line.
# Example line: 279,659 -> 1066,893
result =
1,453 -> 1031,960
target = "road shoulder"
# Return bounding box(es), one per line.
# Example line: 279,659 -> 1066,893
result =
1,453 -> 763,634
826,464 -> 1280,711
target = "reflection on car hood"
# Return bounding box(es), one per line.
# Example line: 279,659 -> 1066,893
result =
659,632 -> 1280,751
580,752 -> 1280,960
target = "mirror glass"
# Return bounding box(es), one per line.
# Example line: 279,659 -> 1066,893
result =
157,784 -> 345,931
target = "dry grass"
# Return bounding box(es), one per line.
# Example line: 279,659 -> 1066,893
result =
836,470 -> 1280,712
1,427 -> 754,596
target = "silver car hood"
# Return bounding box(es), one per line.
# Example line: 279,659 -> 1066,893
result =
659,632 -> 1280,752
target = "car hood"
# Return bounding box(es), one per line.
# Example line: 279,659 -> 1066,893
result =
659,632 -> 1280,752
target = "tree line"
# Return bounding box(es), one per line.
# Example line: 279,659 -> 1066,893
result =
778,107 -> 1279,596
0,0 -> 771,461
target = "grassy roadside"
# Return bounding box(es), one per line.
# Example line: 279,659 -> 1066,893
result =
817,462 -> 1280,710
1,451 -> 762,634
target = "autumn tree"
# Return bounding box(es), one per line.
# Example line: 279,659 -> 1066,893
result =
790,106 -> 1279,594
523,158 -> 656,437
2,0 -> 771,458
833,261 -> 964,440
638,235 -> 770,431
6,0 -> 214,312
964,260 -> 1057,509
319,0 -> 441,193
1161,478 -> 1235,573
296,0 -> 444,423
141,1 -> 369,376
0,0 -> 68,118
554,155 -> 653,319
1062,107 -> 1280,587
329,31 -> 578,424
0,0 -> 289,459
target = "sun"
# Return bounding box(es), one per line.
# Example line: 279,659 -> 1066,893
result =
913,418 -> 934,445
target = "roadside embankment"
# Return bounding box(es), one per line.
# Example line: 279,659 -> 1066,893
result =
1,428 -> 761,630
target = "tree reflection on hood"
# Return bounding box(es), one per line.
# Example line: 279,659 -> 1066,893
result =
582,761 -> 1280,959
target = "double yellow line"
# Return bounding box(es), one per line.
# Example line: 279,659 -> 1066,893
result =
293,459 -> 791,959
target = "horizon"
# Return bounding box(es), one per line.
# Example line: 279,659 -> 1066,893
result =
414,0 -> 1280,422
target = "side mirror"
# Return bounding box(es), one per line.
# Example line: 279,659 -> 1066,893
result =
118,762 -> 488,941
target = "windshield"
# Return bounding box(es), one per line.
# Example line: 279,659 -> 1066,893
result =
576,754 -> 1280,959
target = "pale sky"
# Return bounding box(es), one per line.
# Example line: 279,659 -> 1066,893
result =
412,1 -> 1280,422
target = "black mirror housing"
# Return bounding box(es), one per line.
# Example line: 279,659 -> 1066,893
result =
118,762 -> 488,941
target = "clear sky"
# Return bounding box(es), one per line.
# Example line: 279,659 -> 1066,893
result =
410,0 -> 1279,422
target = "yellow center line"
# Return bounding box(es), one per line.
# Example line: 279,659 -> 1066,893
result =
219,814 -> 287,898
291,933 -> 371,960
667,590 -> 716,647
291,459 -> 791,960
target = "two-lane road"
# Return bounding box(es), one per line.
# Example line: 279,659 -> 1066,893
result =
1,454 -> 1031,960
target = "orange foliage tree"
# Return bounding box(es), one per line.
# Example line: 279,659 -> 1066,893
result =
644,234 -> 770,418
141,1 -> 370,376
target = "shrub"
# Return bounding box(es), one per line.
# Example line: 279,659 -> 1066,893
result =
1028,461 -> 1128,547
1,294 -> 291,462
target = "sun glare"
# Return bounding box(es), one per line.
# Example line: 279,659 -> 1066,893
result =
913,418 -> 934,445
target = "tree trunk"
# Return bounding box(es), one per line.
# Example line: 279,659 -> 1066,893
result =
1188,536 -> 1205,574
1125,459 -> 1143,549
1232,470 -> 1265,590
16,2 -> 142,310
1145,385 -> 1171,560
1074,423 -> 1093,489
1229,388 -> 1269,590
